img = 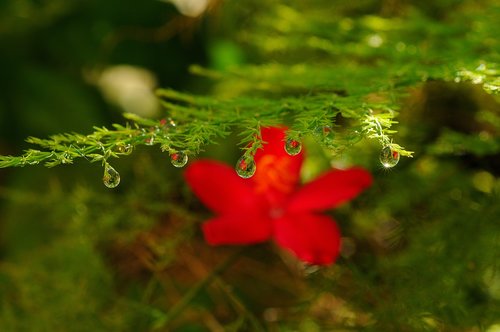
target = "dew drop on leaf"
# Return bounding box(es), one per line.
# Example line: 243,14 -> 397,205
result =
115,144 -> 133,154
236,155 -> 256,178
284,138 -> 302,156
103,164 -> 120,188
160,117 -> 176,129
315,125 -> 335,145
145,135 -> 155,146
170,151 -> 188,167
61,152 -> 72,164
380,146 -> 400,168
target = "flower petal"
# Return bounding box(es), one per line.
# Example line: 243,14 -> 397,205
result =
185,160 -> 265,214
251,127 -> 304,207
287,167 -> 372,213
255,126 -> 303,171
202,214 -> 273,245
273,213 -> 341,265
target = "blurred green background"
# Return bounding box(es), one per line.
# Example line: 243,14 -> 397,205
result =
0,0 -> 499,331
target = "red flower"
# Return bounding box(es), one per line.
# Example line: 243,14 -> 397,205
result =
185,127 -> 372,265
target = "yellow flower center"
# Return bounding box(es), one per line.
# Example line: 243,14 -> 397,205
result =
254,155 -> 296,196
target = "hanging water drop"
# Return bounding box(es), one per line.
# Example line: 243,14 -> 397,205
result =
103,164 -> 120,188
284,138 -> 302,156
159,117 -> 177,137
380,146 -> 400,168
145,135 -> 155,146
160,117 -> 176,129
115,144 -> 133,154
315,125 -> 335,145
61,152 -> 72,164
170,151 -> 188,167
236,156 -> 256,178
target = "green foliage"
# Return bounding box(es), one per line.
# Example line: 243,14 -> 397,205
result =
0,0 -> 499,331
1,2 -> 499,172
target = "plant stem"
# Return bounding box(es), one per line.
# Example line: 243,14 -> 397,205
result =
157,248 -> 244,329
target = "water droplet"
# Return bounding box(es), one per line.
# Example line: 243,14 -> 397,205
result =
380,146 -> 400,168
170,151 -> 188,167
61,152 -> 72,164
158,118 -> 177,138
115,144 -> 133,154
145,135 -> 155,146
103,164 -> 120,188
315,126 -> 335,145
284,138 -> 302,156
236,156 -> 256,178
160,117 -> 176,128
